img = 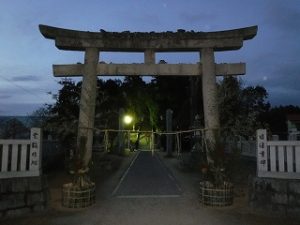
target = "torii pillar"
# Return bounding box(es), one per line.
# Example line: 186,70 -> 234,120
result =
201,48 -> 219,148
78,48 -> 99,168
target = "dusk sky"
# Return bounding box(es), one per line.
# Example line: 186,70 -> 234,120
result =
0,0 -> 299,116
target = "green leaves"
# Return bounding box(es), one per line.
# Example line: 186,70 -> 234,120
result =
218,76 -> 270,138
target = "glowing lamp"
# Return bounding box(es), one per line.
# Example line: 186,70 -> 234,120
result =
123,115 -> 133,124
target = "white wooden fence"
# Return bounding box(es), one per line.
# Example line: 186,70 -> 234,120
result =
0,128 -> 42,178
257,129 -> 300,179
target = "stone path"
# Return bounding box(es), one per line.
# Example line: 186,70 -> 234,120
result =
1,151 -> 299,225
113,151 -> 182,197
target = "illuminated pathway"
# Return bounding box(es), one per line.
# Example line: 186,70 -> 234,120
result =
113,151 -> 182,198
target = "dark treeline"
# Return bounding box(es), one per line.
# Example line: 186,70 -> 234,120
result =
27,76 -> 299,143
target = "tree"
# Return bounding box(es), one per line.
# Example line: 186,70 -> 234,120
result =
95,79 -> 125,129
218,76 -> 243,134
240,86 -> 270,135
189,76 -> 203,126
122,76 -> 146,127
150,76 -> 191,130
45,78 -> 80,150
218,76 -> 270,138
1,118 -> 29,139
29,105 -> 51,128
262,105 -> 300,138
120,76 -> 160,130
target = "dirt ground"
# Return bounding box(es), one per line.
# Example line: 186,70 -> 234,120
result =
1,151 -> 299,225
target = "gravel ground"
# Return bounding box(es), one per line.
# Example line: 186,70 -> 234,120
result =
1,151 -> 299,225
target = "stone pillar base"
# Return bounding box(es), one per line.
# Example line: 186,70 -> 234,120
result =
62,180 -> 95,208
199,181 -> 233,207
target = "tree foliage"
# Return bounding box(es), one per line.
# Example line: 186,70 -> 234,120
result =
218,76 -> 270,138
95,79 -> 124,129
46,79 -> 80,148
150,76 -> 191,130
261,105 -> 300,138
0,118 -> 29,139
32,75 -> 283,148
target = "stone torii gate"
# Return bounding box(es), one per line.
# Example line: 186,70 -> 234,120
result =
39,24 -> 257,170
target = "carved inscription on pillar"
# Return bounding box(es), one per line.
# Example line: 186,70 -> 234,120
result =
30,128 -> 42,172
257,129 -> 268,174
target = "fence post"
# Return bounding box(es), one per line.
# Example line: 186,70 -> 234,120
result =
30,128 -> 42,176
127,130 -> 130,149
118,108 -> 125,154
257,129 -> 267,177
104,130 -> 109,152
166,109 -> 173,156
176,133 -> 181,157
151,131 -> 154,156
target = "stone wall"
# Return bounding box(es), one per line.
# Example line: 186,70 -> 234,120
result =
249,177 -> 300,218
0,175 -> 48,218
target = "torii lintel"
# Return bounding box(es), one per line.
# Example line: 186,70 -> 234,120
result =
39,24 -> 257,52
53,63 -> 246,77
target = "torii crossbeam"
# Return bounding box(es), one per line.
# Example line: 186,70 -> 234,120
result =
39,24 -> 257,169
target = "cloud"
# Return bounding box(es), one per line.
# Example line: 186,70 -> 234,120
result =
0,95 -> 12,99
264,62 -> 300,91
268,87 -> 300,106
252,61 -> 300,106
245,48 -> 300,107
122,13 -> 162,30
0,103 -> 44,116
264,1 -> 300,34
179,12 -> 215,24
10,75 -> 40,82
